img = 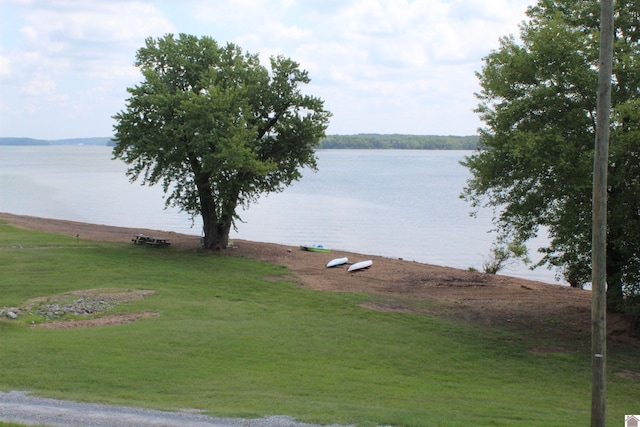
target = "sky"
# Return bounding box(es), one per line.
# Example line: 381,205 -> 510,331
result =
0,0 -> 534,139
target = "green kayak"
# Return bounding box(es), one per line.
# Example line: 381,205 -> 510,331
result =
300,245 -> 331,253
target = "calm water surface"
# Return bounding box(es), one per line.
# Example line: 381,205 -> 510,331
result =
0,146 -> 559,283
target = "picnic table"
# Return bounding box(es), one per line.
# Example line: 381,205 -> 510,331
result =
131,234 -> 170,247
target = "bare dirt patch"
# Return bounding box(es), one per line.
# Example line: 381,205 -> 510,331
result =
615,370 -> 640,382
1,212 -> 637,348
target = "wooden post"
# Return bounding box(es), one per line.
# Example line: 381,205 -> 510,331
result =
591,0 -> 614,426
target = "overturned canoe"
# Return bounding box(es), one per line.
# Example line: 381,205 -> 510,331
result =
326,257 -> 348,268
348,260 -> 373,272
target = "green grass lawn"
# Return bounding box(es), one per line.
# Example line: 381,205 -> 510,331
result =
0,220 -> 638,426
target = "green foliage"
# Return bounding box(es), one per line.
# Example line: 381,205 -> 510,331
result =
461,0 -> 640,322
0,137 -> 49,146
112,34 -> 331,249
0,423 -> 47,427
320,134 -> 478,149
483,238 -> 531,274
1,223 -> 639,425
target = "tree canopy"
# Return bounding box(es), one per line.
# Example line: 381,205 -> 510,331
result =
112,34 -> 331,249
461,0 -> 640,326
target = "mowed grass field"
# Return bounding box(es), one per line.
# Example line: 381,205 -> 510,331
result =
0,220 -> 638,426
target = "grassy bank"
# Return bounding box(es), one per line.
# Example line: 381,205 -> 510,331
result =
0,220 -> 638,426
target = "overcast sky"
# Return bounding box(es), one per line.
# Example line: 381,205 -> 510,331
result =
0,0 -> 533,139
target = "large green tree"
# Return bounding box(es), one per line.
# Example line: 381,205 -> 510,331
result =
113,34 -> 331,249
461,0 -> 640,326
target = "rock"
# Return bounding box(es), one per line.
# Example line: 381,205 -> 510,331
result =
2,290 -> 153,324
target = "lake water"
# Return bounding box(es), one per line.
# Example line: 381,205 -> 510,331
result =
0,146 -> 559,284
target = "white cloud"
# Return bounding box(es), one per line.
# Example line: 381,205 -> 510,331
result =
21,75 -> 57,98
1,0 -> 177,137
289,0 -> 530,134
0,0 -> 532,138
16,2 -> 174,67
0,55 -> 10,77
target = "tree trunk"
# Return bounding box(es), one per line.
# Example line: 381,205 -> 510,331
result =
605,244 -> 625,312
189,153 -> 234,250
199,193 -> 233,249
201,216 -> 231,250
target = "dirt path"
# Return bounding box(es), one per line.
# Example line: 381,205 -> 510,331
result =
0,391 -> 345,427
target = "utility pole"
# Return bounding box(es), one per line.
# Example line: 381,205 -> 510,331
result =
591,0 -> 614,426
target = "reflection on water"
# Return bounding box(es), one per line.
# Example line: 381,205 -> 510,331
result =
0,146 -> 559,284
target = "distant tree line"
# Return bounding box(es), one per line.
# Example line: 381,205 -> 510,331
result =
0,137 -> 114,146
1,135 -> 479,150
319,134 -> 479,149
0,137 -> 49,146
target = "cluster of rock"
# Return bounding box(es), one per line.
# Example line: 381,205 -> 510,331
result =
0,307 -> 19,319
1,294 -> 130,322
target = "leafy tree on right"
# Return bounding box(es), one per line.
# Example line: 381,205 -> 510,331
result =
461,0 -> 640,329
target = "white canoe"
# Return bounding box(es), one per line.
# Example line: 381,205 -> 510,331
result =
347,260 -> 373,272
326,257 -> 348,268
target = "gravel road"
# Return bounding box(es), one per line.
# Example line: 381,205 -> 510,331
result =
0,391 -> 353,427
